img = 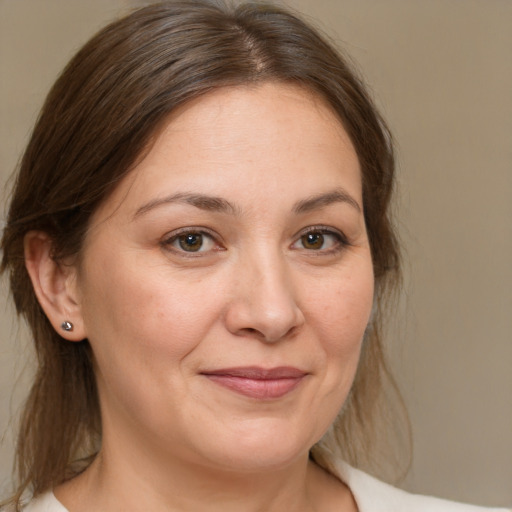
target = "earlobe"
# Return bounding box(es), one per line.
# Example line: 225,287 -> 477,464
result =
24,231 -> 86,341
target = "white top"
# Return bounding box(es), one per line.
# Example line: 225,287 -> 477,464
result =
20,460 -> 511,512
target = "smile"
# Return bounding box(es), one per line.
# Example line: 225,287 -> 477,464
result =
200,366 -> 307,400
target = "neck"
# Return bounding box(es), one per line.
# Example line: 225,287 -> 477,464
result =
55,414 -> 356,512
57,449 -> 325,512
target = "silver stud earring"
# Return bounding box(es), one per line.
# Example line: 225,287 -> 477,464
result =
61,321 -> 74,332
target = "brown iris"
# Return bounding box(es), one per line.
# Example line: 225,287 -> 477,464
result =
178,233 -> 203,252
301,232 -> 325,250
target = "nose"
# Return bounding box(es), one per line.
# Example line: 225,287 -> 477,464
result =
224,252 -> 305,343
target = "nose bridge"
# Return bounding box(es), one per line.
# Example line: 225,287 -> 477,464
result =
253,247 -> 294,310
226,243 -> 304,342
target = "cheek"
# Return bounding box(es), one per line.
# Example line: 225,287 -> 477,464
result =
314,263 -> 374,339
77,254 -> 228,430
78,251 -> 224,370
305,261 -> 374,384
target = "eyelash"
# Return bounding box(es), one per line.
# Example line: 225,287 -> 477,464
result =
160,225 -> 349,257
160,227 -> 223,256
292,226 -> 349,255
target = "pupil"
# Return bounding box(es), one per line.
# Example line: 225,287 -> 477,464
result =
304,233 -> 324,249
179,233 -> 202,251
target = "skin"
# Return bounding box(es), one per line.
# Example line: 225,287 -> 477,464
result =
25,82 -> 373,511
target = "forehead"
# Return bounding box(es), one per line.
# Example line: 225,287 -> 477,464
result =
91,82 -> 361,222
158,82 -> 354,159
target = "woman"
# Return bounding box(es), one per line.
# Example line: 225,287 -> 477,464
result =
0,1 -> 509,511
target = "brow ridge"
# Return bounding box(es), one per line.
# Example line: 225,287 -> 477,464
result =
134,192 -> 238,218
292,189 -> 361,214
134,188 -> 360,220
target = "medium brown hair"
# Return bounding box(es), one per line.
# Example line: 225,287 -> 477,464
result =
1,0 -> 405,504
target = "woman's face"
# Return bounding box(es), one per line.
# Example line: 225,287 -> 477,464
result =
75,83 -> 374,471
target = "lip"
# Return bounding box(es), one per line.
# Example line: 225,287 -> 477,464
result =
200,366 -> 307,400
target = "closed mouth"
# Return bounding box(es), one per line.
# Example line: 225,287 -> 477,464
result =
200,366 -> 307,399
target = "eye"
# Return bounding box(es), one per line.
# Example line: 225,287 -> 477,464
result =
292,227 -> 347,253
301,232 -> 329,250
162,229 -> 218,254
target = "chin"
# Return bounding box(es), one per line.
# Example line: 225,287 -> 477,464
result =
208,445 -> 308,474
192,420 -> 321,473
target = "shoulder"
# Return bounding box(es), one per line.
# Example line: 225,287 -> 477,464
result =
10,467 -> 512,512
333,460 -> 511,512
17,492 -> 68,512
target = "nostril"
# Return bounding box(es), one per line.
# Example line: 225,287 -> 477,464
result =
238,327 -> 259,336
236,324 -> 300,343
236,327 -> 273,341
224,291 -> 305,343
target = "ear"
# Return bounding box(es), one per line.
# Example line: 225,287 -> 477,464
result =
24,231 -> 86,341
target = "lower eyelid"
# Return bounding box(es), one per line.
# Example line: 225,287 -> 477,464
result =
161,230 -> 219,253
160,227 -> 350,254
300,229 -> 348,243
290,231 -> 349,254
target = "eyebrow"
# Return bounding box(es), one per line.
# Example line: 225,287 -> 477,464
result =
134,192 -> 238,219
292,189 -> 361,214
133,187 -> 361,219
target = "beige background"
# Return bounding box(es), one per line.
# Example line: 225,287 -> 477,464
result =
0,0 -> 510,507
